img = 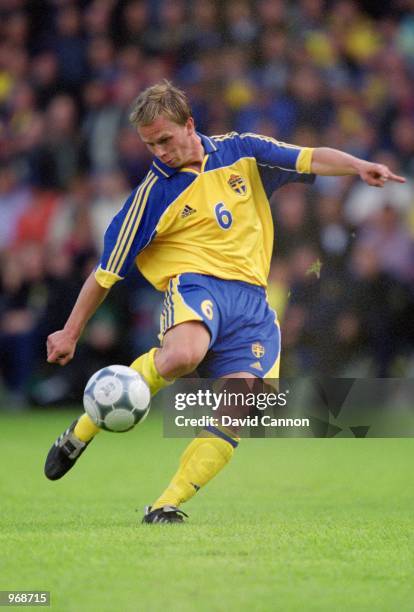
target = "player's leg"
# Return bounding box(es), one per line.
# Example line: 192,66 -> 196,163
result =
73,273 -> 215,445
143,370 -> 257,523
75,320 -> 210,437
133,320 -> 211,382
143,276 -> 281,523
44,321 -> 210,481
71,316 -> 223,445
45,274 -> 213,481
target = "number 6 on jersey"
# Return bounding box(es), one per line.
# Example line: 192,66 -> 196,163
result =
214,202 -> 233,230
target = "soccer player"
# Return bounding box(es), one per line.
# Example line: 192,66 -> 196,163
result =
44,81 -> 405,524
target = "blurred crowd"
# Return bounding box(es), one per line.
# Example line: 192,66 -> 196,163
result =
0,0 -> 413,406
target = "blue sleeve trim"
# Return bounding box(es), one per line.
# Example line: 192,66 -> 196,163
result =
203,425 -> 239,448
258,164 -> 315,197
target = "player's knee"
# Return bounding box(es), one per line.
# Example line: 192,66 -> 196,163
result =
163,344 -> 203,376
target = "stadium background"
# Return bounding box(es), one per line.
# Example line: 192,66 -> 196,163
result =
0,0 -> 413,409
1,3 -> 414,611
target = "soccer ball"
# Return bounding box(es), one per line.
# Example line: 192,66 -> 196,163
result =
83,365 -> 151,432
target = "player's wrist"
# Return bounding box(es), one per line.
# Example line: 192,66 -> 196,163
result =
63,324 -> 82,342
353,158 -> 370,176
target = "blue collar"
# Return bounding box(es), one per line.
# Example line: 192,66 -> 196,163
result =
151,132 -> 218,178
199,132 -> 219,154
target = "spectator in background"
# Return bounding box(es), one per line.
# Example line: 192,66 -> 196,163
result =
113,0 -> 152,53
0,244 -> 46,404
149,0 -> 191,64
84,0 -> 115,40
89,170 -> 130,252
390,115 -> 414,175
316,195 -> 350,269
87,36 -> 117,83
82,79 -> 122,172
47,174 -> 95,256
272,184 -> 317,258
117,126 -> 152,187
38,95 -> 83,189
346,242 -> 413,376
51,4 -> 86,97
0,165 -> 31,251
30,52 -> 59,109
187,0 -> 223,58
357,205 -> 414,284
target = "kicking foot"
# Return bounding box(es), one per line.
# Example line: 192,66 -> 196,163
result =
44,418 -> 91,480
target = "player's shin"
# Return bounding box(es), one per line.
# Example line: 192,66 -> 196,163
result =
151,426 -> 239,510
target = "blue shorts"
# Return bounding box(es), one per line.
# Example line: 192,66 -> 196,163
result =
159,273 -> 280,378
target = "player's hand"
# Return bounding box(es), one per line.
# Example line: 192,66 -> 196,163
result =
47,329 -> 77,366
359,162 -> 406,187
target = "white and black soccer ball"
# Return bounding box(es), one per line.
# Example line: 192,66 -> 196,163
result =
83,365 -> 151,432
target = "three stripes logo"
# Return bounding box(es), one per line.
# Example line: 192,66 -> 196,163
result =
249,361 -> 263,371
181,205 -> 196,218
106,171 -> 158,276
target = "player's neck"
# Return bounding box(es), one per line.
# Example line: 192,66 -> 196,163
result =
182,133 -> 204,171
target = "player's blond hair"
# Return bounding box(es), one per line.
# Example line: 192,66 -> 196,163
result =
129,80 -> 192,127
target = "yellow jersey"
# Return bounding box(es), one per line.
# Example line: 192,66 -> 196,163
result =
95,132 -> 314,291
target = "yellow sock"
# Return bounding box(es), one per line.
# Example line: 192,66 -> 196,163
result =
130,347 -> 174,395
152,427 -> 239,509
74,413 -> 101,442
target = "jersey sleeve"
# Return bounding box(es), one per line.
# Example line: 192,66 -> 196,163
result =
239,132 -> 314,174
257,165 -> 315,198
95,172 -> 159,289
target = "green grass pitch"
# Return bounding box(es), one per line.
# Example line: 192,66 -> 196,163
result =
1,408 -> 414,611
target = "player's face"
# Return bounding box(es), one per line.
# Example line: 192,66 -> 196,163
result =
138,115 -> 196,168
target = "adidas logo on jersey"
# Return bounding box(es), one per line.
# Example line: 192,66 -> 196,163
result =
250,361 -> 263,371
181,205 -> 196,218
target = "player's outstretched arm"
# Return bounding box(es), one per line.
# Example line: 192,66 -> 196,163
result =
311,147 -> 405,187
47,271 -> 110,366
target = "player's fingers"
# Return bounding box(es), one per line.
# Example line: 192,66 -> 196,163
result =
365,175 -> 384,187
47,350 -> 67,363
46,340 -> 58,357
376,165 -> 406,183
386,172 -> 406,183
46,338 -> 57,357
57,355 -> 71,366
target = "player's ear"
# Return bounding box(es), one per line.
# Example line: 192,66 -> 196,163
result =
186,117 -> 195,134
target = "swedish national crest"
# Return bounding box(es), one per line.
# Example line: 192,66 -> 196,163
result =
228,173 -> 247,195
252,342 -> 265,358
